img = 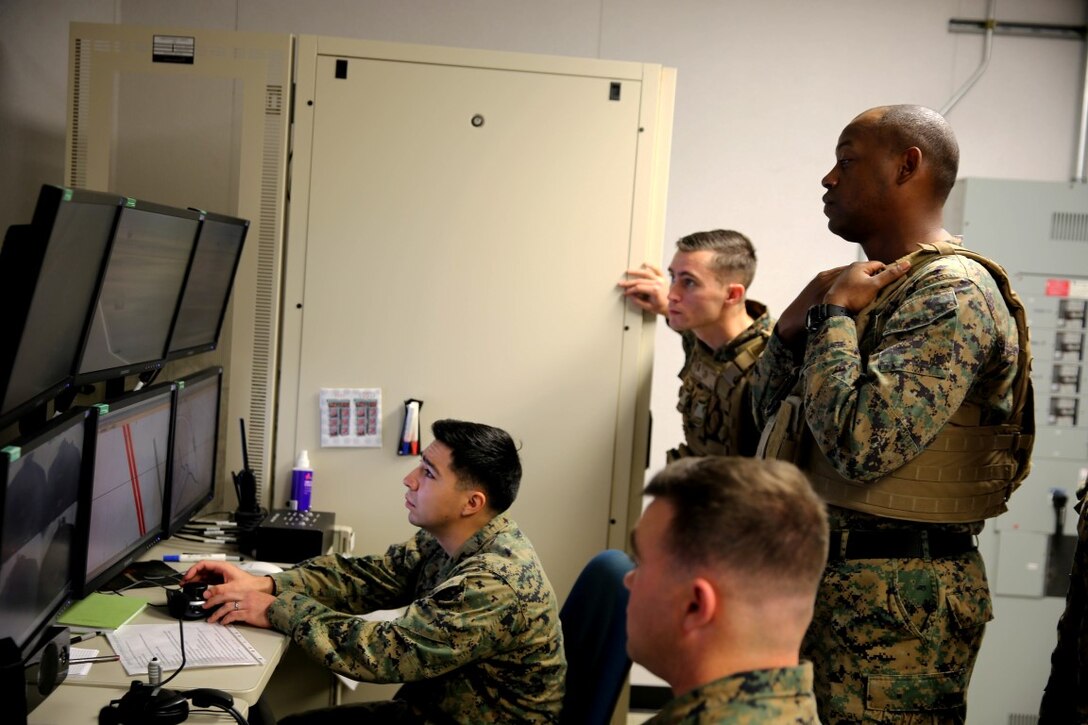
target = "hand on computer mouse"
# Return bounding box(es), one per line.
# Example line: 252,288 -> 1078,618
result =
204,589 -> 276,629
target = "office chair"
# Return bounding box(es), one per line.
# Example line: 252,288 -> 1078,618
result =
559,549 -> 635,725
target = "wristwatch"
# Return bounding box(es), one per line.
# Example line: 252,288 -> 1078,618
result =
805,303 -> 853,333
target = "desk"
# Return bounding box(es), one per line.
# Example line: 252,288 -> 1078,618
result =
29,539 -> 288,724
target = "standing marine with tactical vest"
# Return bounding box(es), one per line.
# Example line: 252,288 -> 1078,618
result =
751,105 -> 1034,723
619,229 -> 773,460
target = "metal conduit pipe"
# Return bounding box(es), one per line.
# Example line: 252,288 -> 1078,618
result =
940,0 -> 997,116
1076,31 -> 1088,182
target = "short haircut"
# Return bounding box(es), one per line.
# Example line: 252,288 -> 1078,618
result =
872,105 -> 959,203
431,419 -> 522,513
675,229 -> 757,288
644,456 -> 828,597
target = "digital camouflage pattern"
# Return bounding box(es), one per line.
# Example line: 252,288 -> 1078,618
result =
669,301 -> 772,461
646,664 -> 819,724
266,514 -> 565,723
803,545 -> 990,724
751,251 -> 1020,722
1039,483 -> 1088,723
753,254 -> 1018,482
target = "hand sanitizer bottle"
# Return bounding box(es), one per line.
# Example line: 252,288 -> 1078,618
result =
291,450 -> 313,511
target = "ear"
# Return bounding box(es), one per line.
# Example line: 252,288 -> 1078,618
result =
682,577 -> 719,632
725,283 -> 746,305
896,146 -> 922,185
461,489 -> 488,517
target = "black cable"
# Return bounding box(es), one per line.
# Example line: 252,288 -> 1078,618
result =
158,615 -> 186,687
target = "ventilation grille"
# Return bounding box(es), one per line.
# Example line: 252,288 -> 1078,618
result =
265,85 -> 283,116
1008,714 -> 1039,725
1051,211 -> 1088,242
68,38 -> 89,188
246,82 -> 287,494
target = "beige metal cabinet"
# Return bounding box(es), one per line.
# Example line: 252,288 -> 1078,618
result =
279,36 -> 674,600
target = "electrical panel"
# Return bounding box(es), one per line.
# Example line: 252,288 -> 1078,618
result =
945,178 -> 1088,724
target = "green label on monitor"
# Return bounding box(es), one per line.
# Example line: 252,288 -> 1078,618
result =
176,381 -> 186,390
63,189 -> 73,202
125,197 -> 136,208
93,403 -> 110,415
2,446 -> 20,463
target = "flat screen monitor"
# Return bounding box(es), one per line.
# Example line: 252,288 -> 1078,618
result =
0,185 -> 123,427
0,408 -> 96,655
76,384 -> 174,596
165,367 -> 222,537
165,213 -> 249,360
75,201 -> 201,384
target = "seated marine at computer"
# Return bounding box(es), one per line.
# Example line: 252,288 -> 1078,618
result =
182,419 -> 566,723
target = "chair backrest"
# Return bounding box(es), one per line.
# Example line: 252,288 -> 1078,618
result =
559,549 -> 635,725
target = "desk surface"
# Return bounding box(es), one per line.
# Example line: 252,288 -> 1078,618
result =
29,537 -> 288,723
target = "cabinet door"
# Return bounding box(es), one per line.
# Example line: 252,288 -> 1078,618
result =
284,49 -> 652,599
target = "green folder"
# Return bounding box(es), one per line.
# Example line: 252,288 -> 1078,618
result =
57,592 -> 146,630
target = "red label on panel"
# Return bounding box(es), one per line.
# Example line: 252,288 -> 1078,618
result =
1046,279 -> 1071,296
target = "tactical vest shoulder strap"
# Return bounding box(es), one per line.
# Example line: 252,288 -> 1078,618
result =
853,241 -> 1035,488
722,332 -> 769,452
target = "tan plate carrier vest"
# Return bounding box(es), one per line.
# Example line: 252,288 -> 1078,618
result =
670,333 -> 766,461
758,241 -> 1035,523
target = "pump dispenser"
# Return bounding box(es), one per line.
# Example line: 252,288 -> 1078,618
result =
290,450 -> 314,511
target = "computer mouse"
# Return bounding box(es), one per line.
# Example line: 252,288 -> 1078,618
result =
167,582 -> 216,620
237,561 -> 284,576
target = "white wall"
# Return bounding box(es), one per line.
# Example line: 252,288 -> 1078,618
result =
1,0 -> 1085,713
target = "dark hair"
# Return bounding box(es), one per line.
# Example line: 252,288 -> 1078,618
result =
675,229 -> 757,288
873,105 -> 959,203
644,456 -> 828,596
431,419 -> 522,513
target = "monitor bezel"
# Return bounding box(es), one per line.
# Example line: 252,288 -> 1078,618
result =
74,382 -> 176,597
163,366 -> 223,538
164,212 -> 249,361
72,200 -> 203,387
0,185 -> 124,428
0,406 -> 97,656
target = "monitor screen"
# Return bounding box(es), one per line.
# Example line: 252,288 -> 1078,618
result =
0,186 -> 122,425
0,408 -> 95,653
166,213 -> 248,360
78,384 -> 174,596
165,367 -> 222,537
76,202 -> 201,383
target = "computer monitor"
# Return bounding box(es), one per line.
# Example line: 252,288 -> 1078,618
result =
164,367 -> 222,537
0,185 -> 123,427
75,201 -> 202,385
0,408 -> 96,655
76,384 -> 174,596
165,213 -> 249,360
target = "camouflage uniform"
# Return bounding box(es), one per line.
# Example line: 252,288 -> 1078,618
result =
669,300 -> 773,461
1039,482 -> 1088,723
646,663 -> 819,724
752,252 -> 1021,723
266,514 -> 566,723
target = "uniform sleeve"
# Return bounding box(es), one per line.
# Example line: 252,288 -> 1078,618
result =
800,265 -> 1001,481
750,330 -> 802,430
269,536 -> 423,613
266,566 -> 523,683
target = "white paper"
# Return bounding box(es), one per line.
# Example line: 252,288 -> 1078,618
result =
106,622 -> 265,676
68,646 -> 100,676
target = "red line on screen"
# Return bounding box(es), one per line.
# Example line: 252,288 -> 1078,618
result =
123,424 -> 147,535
